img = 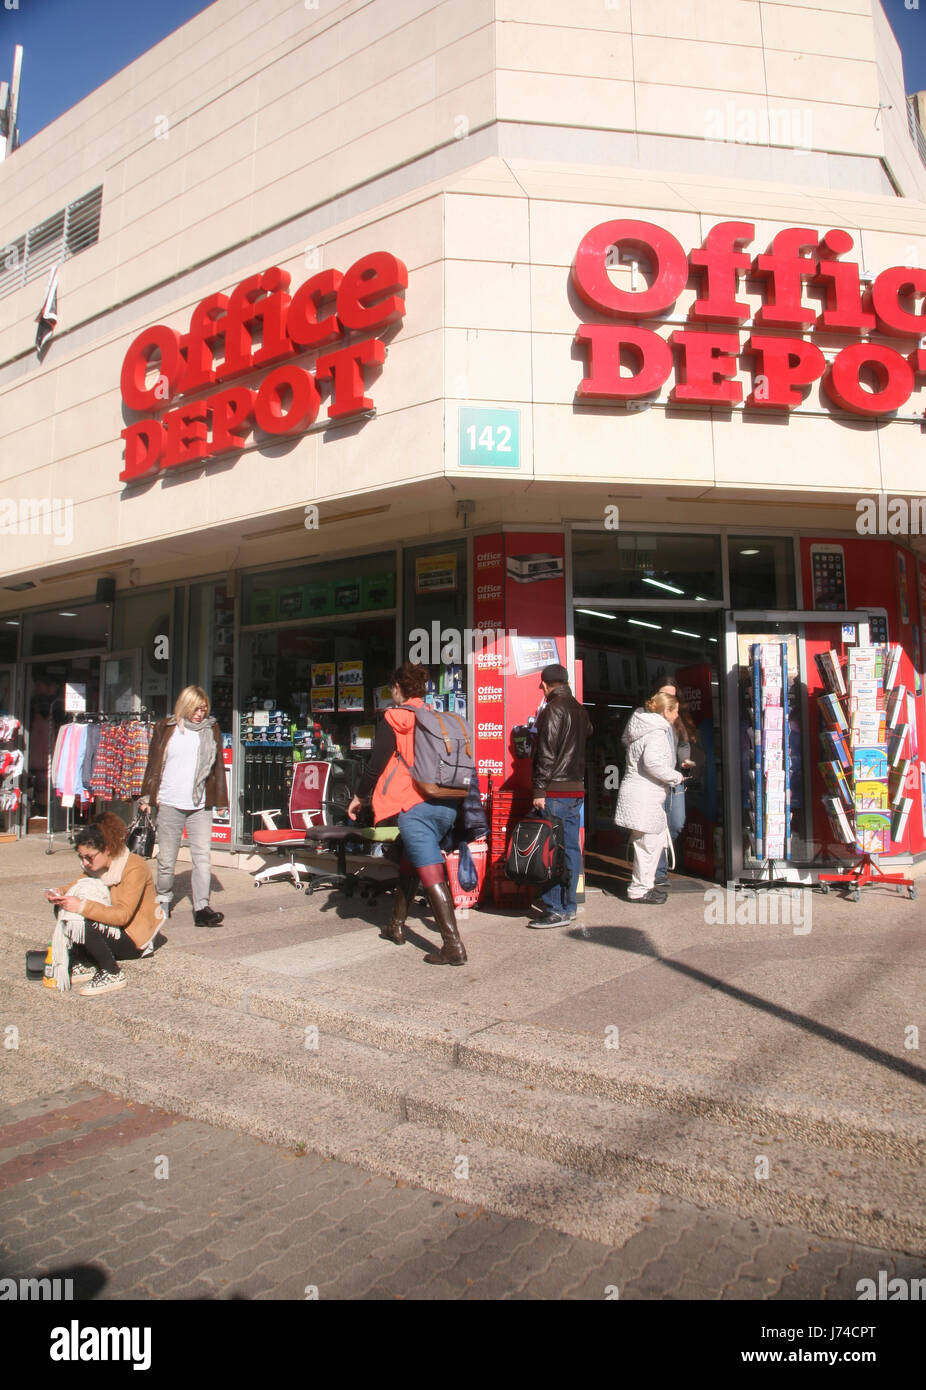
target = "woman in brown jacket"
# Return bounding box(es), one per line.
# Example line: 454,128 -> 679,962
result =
45,812 -> 164,997
138,685 -> 228,928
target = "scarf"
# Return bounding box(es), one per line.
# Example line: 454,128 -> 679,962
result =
172,716 -> 217,807
51,876 -> 116,991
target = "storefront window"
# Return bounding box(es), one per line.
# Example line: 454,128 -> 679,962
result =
188,581 -> 235,728
729,537 -> 796,609
237,616 -> 395,843
112,589 -> 172,718
22,602 -> 110,656
403,540 -> 467,656
573,532 -> 723,602
241,553 -> 396,627
0,620 -> 18,663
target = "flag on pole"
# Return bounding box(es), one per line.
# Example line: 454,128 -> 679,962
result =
35,265 -> 59,357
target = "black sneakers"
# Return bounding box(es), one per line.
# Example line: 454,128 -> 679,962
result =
194,907 -> 224,928
628,889 -> 668,905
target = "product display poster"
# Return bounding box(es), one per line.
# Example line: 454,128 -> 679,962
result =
513,636 -> 560,677
211,744 -> 233,845
415,553 -> 457,594
338,684 -> 364,712
350,724 -> 375,751
311,662 -> 335,688
337,661 -> 363,687
311,686 -> 335,713
373,685 -> 393,711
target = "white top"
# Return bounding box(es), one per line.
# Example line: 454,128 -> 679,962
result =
158,724 -> 206,810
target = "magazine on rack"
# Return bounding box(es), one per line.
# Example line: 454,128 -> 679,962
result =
815,649 -> 847,696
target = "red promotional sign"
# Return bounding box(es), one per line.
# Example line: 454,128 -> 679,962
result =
119,252 -> 407,483
472,536 -> 507,785
572,219 -> 926,418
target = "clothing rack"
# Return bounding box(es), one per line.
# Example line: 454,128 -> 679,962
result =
46,707 -> 151,854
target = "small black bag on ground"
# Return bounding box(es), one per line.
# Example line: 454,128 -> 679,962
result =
505,812 -> 567,888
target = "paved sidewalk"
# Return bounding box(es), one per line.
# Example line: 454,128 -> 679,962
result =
2,1065 -> 924,1301
6,834 -> 924,1126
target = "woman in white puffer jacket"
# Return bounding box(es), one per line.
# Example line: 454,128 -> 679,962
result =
613,693 -> 685,904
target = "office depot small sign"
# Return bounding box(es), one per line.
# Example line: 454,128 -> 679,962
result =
119,252 -> 407,482
572,220 -> 926,417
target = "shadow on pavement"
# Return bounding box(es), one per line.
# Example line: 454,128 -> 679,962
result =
568,925 -> 926,1087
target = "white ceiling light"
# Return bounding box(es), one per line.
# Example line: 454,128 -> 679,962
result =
642,577 -> 684,595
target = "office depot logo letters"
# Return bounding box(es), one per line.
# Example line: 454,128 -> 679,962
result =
573,220 -> 926,417
119,252 -> 407,482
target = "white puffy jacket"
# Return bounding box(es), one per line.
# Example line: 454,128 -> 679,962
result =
613,709 -> 685,833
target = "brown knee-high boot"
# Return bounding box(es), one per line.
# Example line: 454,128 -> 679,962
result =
381,859 -> 418,945
419,865 -> 467,966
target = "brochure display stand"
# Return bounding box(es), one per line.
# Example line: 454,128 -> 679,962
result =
738,642 -> 802,890
816,644 -> 916,901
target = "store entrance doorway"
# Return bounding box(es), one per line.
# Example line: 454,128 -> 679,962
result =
576,607 -> 725,885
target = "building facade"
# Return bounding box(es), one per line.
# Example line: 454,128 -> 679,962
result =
2,0 -> 926,883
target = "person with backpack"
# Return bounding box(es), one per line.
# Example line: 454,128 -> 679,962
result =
613,693 -> 686,904
528,663 -> 593,927
347,663 -> 469,966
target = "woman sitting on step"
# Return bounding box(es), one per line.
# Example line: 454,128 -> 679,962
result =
45,812 -> 165,997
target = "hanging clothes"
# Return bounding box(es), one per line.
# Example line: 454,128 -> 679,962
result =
52,723 -> 89,799
81,721 -> 103,790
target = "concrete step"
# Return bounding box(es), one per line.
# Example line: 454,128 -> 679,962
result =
6,968 -> 925,1253
4,919 -> 924,1166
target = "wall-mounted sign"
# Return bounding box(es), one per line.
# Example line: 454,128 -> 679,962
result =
458,408 -> 520,467
415,553 -> 458,593
572,219 -> 926,419
119,252 -> 408,483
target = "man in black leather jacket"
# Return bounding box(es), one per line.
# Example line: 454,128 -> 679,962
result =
529,664 -> 592,927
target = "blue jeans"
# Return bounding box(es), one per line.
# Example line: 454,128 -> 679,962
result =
656,786 -> 686,881
397,800 -> 458,870
539,796 -> 583,915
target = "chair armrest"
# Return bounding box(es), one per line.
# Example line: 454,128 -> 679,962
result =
250,809 -> 281,830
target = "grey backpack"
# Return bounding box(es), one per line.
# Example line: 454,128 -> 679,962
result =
398,704 -> 476,799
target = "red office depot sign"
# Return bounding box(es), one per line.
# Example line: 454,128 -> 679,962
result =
572,220 -> 926,416
119,252 -> 407,482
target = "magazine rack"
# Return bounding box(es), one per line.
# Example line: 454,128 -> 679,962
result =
815,643 -> 917,902
818,852 -> 916,902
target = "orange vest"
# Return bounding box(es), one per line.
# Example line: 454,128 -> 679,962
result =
371,700 -> 426,822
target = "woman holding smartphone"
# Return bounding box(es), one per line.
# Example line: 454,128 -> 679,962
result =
46,811 -> 164,996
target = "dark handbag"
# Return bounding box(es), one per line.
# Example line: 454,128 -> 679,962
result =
126,809 -> 155,858
26,949 -> 48,981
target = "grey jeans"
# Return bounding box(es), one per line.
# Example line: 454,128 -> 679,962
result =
155,804 -> 214,910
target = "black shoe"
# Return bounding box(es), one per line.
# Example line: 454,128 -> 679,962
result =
194,907 -> 224,928
628,889 -> 668,905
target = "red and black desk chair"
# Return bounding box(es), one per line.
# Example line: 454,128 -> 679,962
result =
250,760 -> 332,887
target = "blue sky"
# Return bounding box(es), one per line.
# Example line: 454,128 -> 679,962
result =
2,0 -> 926,145
1,0 -> 214,144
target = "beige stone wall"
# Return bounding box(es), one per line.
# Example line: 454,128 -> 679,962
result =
2,0 -> 926,609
